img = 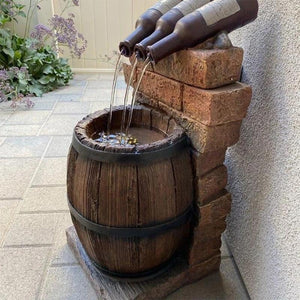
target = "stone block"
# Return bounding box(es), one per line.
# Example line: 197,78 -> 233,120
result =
124,64 -> 182,111
192,148 -> 227,177
196,166 -> 228,205
130,47 -> 243,89
137,70 -> 183,111
199,193 -> 232,225
183,83 -> 252,125
137,93 -> 242,152
189,237 -> 222,265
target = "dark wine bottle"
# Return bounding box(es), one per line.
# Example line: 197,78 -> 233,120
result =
119,0 -> 182,57
135,0 -> 211,60
147,0 -> 259,63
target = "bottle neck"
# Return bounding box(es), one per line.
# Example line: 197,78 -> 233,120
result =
147,32 -> 183,64
119,26 -> 148,57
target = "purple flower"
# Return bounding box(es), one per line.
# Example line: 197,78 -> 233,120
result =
72,0 -> 80,6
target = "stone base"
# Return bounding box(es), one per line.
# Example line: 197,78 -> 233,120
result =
66,226 -> 220,300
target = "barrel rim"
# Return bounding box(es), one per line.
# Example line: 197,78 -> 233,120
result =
72,132 -> 189,164
73,106 -> 189,164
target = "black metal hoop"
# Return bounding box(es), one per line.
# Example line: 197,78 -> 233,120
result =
71,133 -> 189,165
68,199 -> 194,238
91,255 -> 177,282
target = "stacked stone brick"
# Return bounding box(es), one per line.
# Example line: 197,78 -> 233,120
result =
124,46 -> 252,281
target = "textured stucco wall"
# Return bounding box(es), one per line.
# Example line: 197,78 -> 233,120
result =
225,1 -> 300,299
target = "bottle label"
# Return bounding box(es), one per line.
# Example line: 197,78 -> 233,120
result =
176,0 -> 210,16
152,0 -> 182,14
197,0 -> 240,26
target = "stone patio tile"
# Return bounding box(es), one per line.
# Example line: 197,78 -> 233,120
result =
54,86 -> 85,95
167,258 -> 249,300
0,158 -> 39,198
0,247 -> 51,300
86,80 -> 112,89
41,265 -> 97,300
31,101 -> 57,111
20,186 -> 68,213
45,136 -> 72,157
4,213 -> 60,246
31,157 -> 67,186
0,124 -> 41,136
57,94 -> 82,102
53,102 -> 90,114
51,213 -> 77,265
0,136 -> 50,158
5,111 -> 51,125
69,80 -> 87,87
89,101 -> 110,113
99,73 -> 114,80
34,95 -> 59,103
0,137 -> 5,146
73,73 -> 100,81
39,114 -> 85,136
82,88 -> 111,100
0,200 -> 20,245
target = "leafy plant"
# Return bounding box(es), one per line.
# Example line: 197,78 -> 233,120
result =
0,0 -> 26,26
0,30 -> 72,99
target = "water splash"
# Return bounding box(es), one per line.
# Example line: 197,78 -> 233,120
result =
107,52 -> 123,134
120,57 -> 138,133
125,57 -> 151,136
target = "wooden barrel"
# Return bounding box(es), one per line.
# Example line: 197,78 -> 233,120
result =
67,106 -> 194,280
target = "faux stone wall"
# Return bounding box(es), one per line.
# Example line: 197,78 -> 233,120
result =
124,46 -> 251,277
225,1 -> 300,299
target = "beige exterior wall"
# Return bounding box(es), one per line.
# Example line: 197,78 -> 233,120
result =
225,0 -> 300,299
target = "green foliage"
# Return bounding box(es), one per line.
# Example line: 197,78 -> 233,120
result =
0,0 -> 26,26
0,29 -> 73,97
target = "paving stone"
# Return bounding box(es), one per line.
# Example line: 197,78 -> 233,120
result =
39,114 -> 85,136
41,265 -> 97,300
51,213 -> 77,265
53,102 -> 90,114
31,157 -> 67,186
87,80 -> 112,89
73,73 -> 100,81
69,80 -> 87,87
89,101 -> 110,113
31,101 -> 56,111
4,213 -> 60,246
0,136 -> 50,158
6,111 -> 50,125
45,136 -> 72,157
0,247 -> 51,300
167,258 -> 248,300
82,89 -> 111,100
99,73 -> 114,80
0,137 -> 5,146
20,186 -> 68,213
57,94 -> 82,102
34,94 -> 59,102
0,200 -> 20,245
54,86 -> 85,95
0,158 -> 39,198
0,110 -> 12,124
0,124 -> 41,136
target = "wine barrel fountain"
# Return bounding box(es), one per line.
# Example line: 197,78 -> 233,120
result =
67,106 -> 194,279
66,0 -> 258,298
